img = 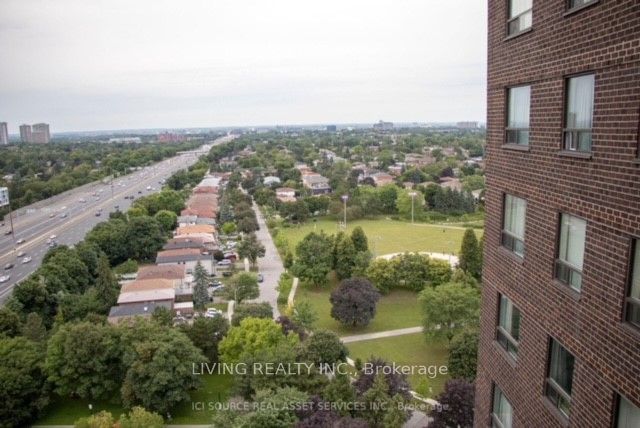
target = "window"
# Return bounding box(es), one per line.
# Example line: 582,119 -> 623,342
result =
545,339 -> 575,418
564,74 -> 595,152
497,294 -> 521,358
567,0 -> 598,12
492,385 -> 513,428
617,395 -> 640,428
555,214 -> 586,291
507,0 -> 532,36
506,86 -> 531,145
502,195 -> 526,256
626,240 -> 640,328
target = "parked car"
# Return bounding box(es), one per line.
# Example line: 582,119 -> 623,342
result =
208,285 -> 225,294
205,308 -> 222,318
4,263 -> 14,270
217,259 -> 232,266
257,273 -> 264,283
208,279 -> 222,287
0,275 -> 10,283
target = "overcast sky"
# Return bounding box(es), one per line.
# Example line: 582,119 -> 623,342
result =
0,0 -> 487,133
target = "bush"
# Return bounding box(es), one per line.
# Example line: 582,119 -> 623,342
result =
232,303 -> 274,326
276,272 -> 293,305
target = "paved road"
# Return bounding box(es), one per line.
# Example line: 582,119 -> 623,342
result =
340,326 -> 423,343
251,203 -> 283,318
0,135 -> 234,302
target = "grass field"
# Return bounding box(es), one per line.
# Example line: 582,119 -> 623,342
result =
292,284 -> 423,336
35,373 -> 233,425
346,333 -> 449,397
277,217 -> 482,257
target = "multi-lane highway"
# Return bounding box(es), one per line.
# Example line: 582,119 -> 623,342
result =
0,135 -> 231,302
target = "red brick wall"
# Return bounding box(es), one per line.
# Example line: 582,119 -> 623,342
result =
477,0 -> 640,426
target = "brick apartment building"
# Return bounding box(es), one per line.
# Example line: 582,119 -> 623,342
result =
476,1 -> 639,427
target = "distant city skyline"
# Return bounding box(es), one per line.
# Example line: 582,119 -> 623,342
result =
0,0 -> 487,133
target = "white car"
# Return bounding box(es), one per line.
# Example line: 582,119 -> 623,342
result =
16,238 -> 25,244
17,251 -> 26,257
0,275 -> 10,283
49,234 -> 57,240
205,308 -> 222,318
22,256 -> 32,264
217,259 -> 232,266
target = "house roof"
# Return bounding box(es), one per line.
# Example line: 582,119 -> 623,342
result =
117,288 -> 175,304
176,225 -> 216,235
156,248 -> 206,263
108,301 -> 173,319
136,265 -> 186,281
121,278 -> 175,293
276,187 -> 296,193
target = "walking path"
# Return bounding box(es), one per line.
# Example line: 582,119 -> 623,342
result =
340,326 -> 422,343
251,202 -> 283,318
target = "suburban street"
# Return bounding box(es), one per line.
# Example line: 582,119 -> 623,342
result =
252,201 -> 284,318
0,135 -> 233,302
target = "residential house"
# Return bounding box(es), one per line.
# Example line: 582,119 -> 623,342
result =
275,187 -> 296,203
263,176 -> 281,186
301,173 -> 331,195
155,248 -> 215,275
108,301 -> 172,324
371,172 -> 394,187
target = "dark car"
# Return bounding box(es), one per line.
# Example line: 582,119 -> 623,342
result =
257,273 -> 264,283
4,263 -> 14,270
95,211 -> 101,216
4,230 -> 12,235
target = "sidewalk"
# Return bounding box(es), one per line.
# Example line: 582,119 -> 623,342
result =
340,326 -> 423,343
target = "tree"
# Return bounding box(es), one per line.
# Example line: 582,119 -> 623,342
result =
291,232 -> 334,287
323,373 -> 357,416
236,233 -> 266,268
154,209 -> 178,233
291,300 -> 318,331
333,232 -> 357,280
118,406 -> 164,428
304,329 -> 348,365
86,218 -> 129,265
429,379 -> 475,428
221,221 -> 237,235
279,200 -> 310,223
21,313 -> 47,342
94,254 -> 119,313
125,216 -> 166,261
44,248 -> 92,294
0,307 -> 21,338
448,329 -> 479,381
225,272 -> 259,303
420,282 -> 480,342
353,357 -> 411,399
46,321 -> 122,401
180,316 -> 229,363
241,387 -> 308,427
330,278 -> 380,327
0,337 -> 49,427
350,226 -> 369,252
459,228 -> 482,278
119,321 -> 206,414
361,374 -> 393,427
192,261 -> 209,310
232,302 -> 273,326
218,317 -> 298,363
365,258 -> 396,294
151,306 -> 173,327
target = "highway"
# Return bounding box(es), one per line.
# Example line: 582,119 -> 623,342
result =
0,135 -> 232,302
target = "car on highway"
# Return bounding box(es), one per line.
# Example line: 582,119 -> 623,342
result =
60,213 -> 68,218
79,198 -> 87,203
4,230 -> 12,235
16,251 -> 26,257
22,256 -> 32,264
49,213 -> 56,218
49,234 -> 57,240
16,238 -> 25,244
0,275 -> 10,283
114,205 -> 119,210
4,263 -> 14,270
95,211 -> 101,216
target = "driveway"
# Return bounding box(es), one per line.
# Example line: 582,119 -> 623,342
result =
251,202 -> 283,318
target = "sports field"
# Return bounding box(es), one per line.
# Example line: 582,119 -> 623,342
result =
277,217 -> 482,257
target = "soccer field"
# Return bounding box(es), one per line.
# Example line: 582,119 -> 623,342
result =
277,217 -> 482,256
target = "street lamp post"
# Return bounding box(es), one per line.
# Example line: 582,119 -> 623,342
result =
409,191 -> 417,224
341,195 -> 349,229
